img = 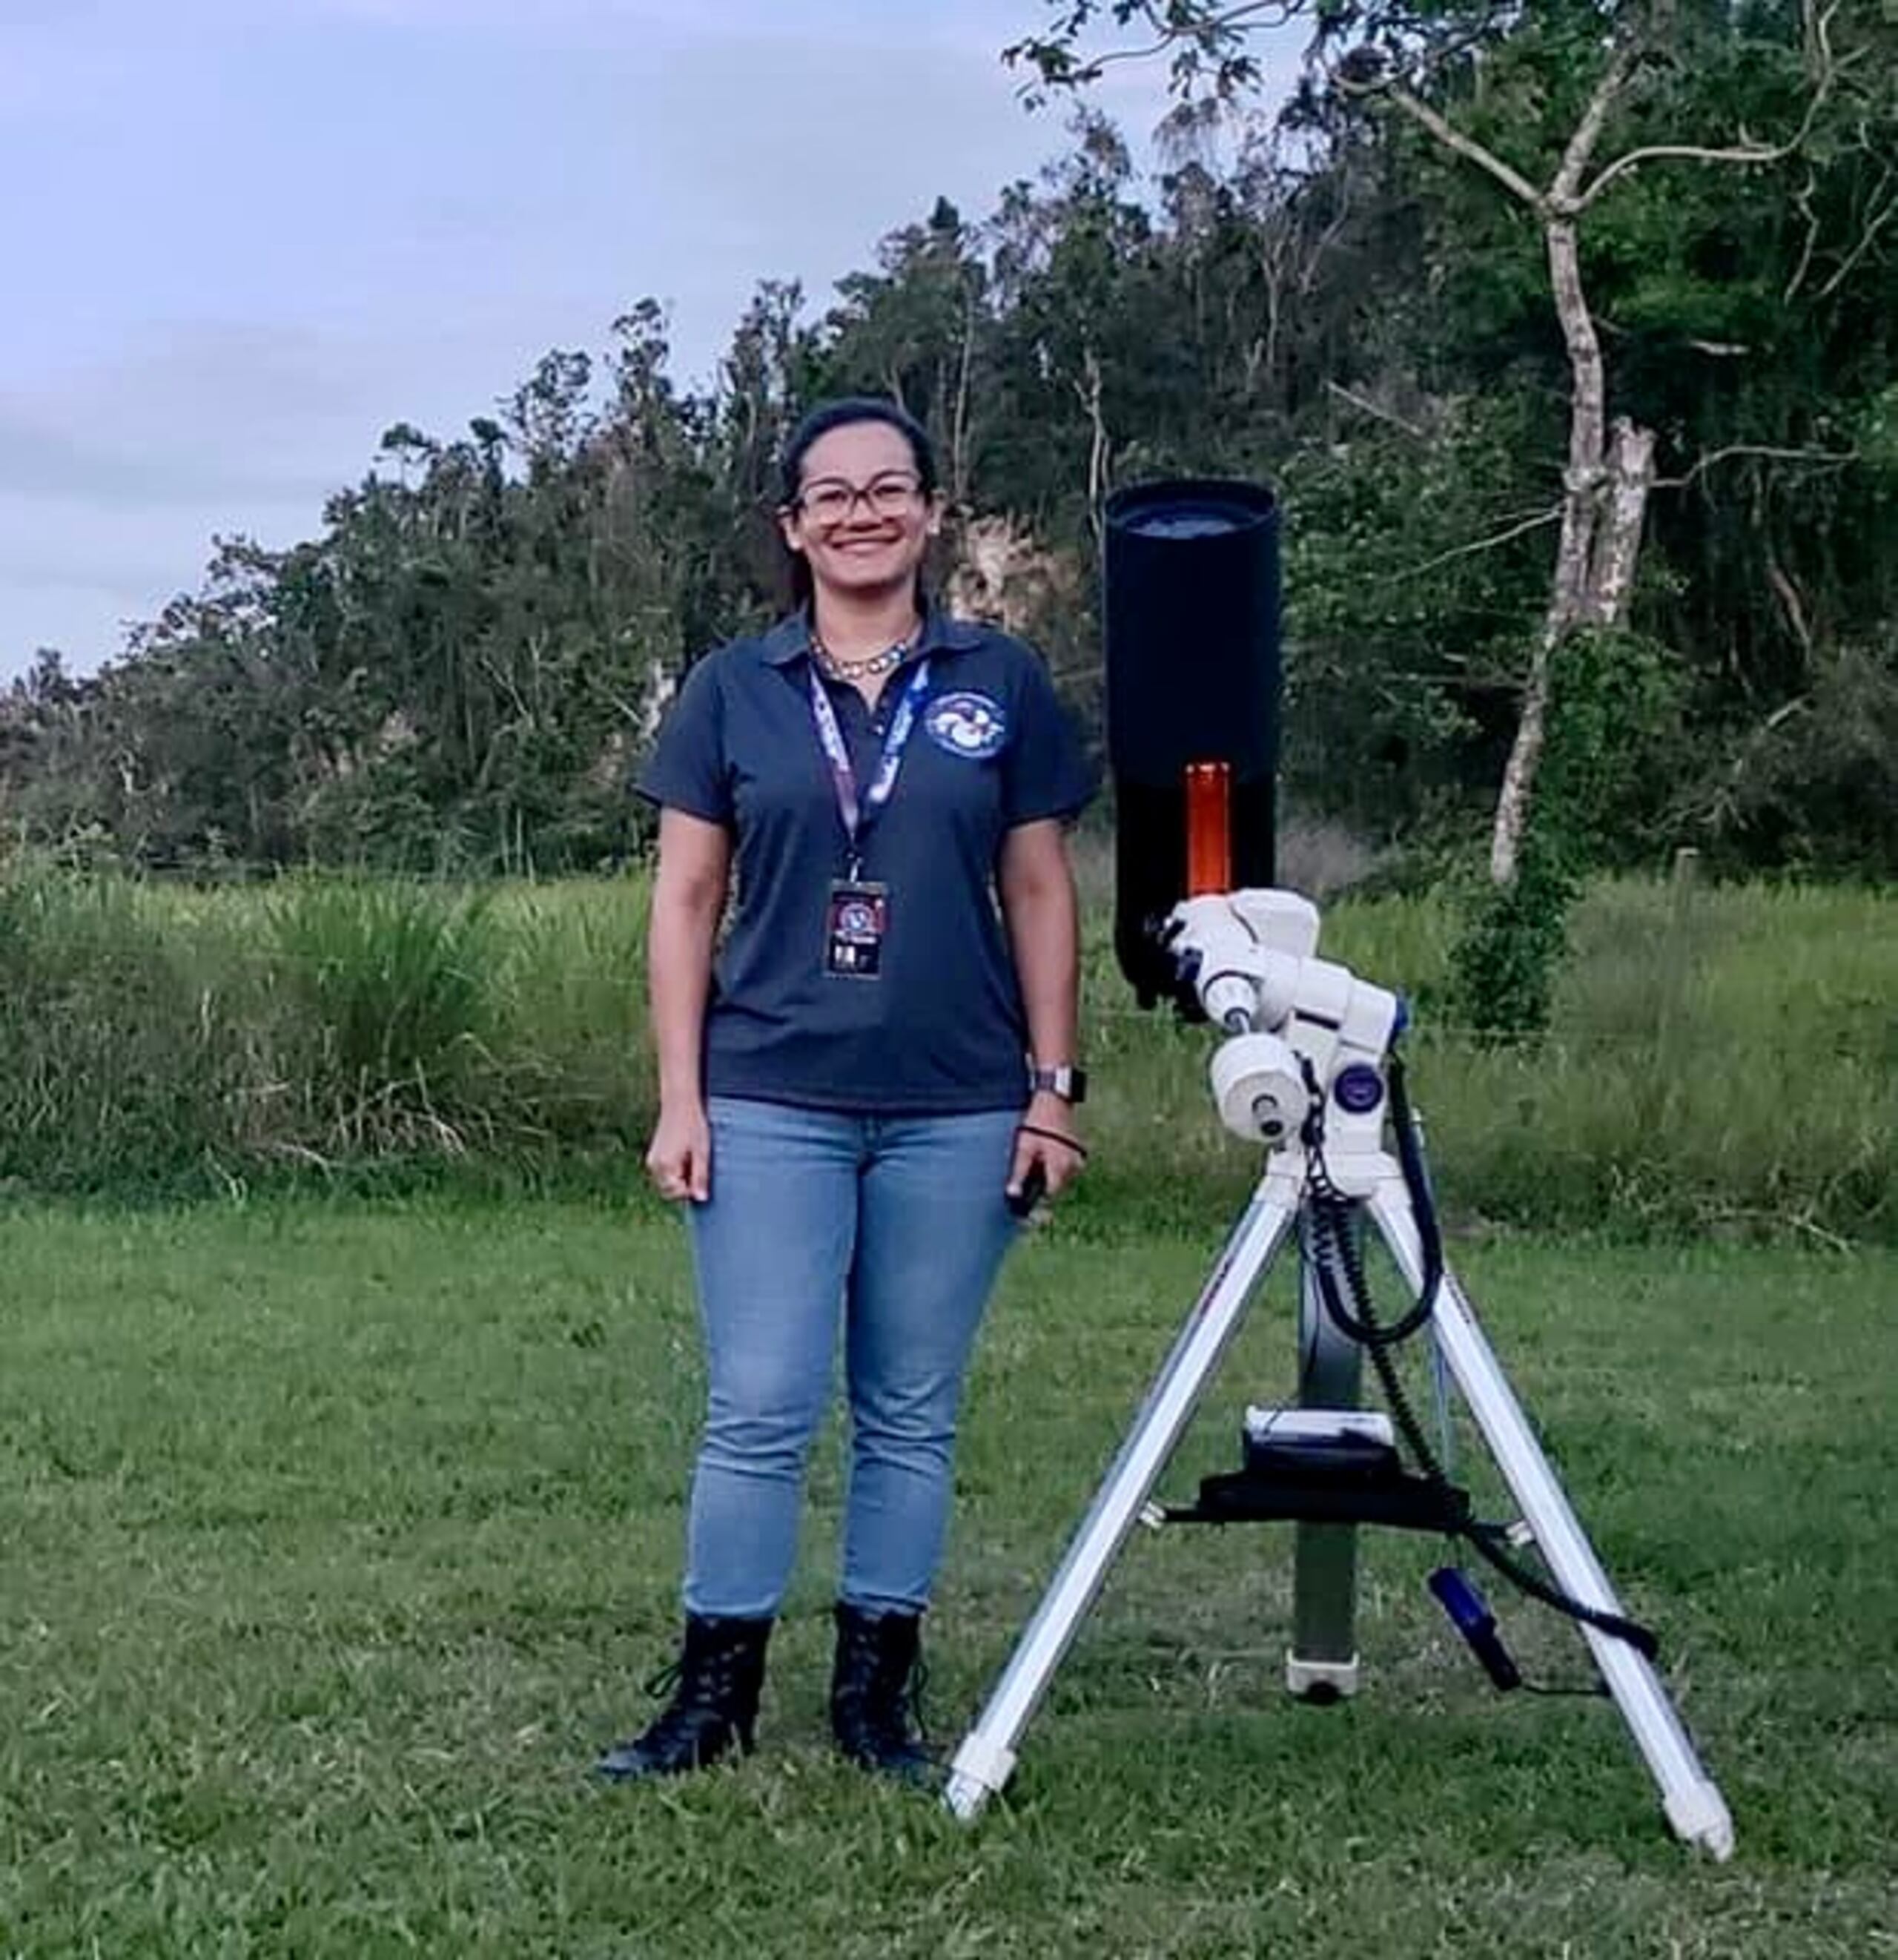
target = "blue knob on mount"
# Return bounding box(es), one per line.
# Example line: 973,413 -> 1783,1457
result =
1333,1060 -> 1386,1116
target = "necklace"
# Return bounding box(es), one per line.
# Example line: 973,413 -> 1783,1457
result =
813,634 -> 911,682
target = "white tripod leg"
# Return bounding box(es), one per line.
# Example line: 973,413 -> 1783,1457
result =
1365,1178 -> 1736,1860
943,1172 -> 1303,1822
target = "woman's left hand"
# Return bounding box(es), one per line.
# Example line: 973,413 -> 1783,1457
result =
1008,1089 -> 1089,1212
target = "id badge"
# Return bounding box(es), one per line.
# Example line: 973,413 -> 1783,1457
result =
824,880 -> 889,980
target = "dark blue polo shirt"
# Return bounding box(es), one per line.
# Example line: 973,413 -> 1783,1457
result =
636,606 -> 1097,1115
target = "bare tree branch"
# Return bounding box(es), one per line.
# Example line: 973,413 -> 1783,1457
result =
1550,38 -> 1640,208
1387,506 -> 1564,581
1299,156 -> 1359,296
1378,505 -> 1567,580
1323,377 -> 1426,439
1581,139 -> 1794,208
1655,443 -> 1858,491
1578,0 -> 1843,211
1783,168 -> 1825,300
1766,558 -> 1816,661
1815,164 -> 1898,300
1375,82 -> 1545,212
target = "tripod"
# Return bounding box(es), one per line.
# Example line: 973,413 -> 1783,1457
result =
942,895 -> 1734,1859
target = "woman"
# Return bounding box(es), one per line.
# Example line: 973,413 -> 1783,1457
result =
597,397 -> 1095,1784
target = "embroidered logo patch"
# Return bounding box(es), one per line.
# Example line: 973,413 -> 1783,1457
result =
925,690 -> 1009,760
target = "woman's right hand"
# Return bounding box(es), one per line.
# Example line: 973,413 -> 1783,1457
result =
646,1102 -> 712,1204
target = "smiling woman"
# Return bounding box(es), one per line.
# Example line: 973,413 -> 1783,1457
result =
594,395 -> 1098,1789
775,397 -> 940,620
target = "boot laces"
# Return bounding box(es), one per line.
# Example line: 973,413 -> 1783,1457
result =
641,1634 -> 753,1724
902,1656 -> 932,1746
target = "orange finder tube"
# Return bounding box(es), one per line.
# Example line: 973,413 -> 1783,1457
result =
1184,760 -> 1232,897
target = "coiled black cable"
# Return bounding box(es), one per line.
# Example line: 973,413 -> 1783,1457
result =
1302,1052 -> 1660,1663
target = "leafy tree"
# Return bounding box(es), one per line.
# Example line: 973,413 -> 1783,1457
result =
1005,0 -> 1895,882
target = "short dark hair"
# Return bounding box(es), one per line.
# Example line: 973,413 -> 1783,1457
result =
777,397 -> 940,613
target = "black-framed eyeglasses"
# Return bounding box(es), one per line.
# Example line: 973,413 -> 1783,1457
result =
794,471 -> 925,525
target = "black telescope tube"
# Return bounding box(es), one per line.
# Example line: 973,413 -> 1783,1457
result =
1103,478 -> 1282,1007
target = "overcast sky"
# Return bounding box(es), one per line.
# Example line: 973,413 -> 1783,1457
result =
1,0 -> 1184,682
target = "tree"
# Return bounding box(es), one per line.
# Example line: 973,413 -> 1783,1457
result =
822,200 -> 990,510
1005,0 -> 1884,882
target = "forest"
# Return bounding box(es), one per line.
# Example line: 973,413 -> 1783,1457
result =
2,0 -> 1894,887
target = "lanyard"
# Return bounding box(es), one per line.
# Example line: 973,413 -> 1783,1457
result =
807,657 -> 933,878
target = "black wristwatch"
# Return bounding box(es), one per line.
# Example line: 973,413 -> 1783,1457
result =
1028,1063 -> 1088,1106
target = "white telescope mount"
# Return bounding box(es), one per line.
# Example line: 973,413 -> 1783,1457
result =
942,889 -> 1733,1859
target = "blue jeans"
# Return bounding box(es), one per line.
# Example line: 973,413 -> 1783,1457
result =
681,1095 -> 1022,1620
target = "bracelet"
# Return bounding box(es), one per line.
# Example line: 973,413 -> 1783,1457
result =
1017,1122 -> 1089,1161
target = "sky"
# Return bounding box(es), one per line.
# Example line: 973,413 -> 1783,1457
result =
0,0 -> 1197,683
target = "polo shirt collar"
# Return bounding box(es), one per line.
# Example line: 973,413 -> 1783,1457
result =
758,602 -> 982,667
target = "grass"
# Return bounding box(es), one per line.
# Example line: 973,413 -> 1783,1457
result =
2,1194 -> 1893,1956
1,859 -> 1894,1240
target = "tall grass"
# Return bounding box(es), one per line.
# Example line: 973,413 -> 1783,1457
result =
0,872 -> 245,1189
0,868 -> 650,1194
264,879 -> 504,1158
0,856 -> 1891,1238
1085,878 -> 1896,1241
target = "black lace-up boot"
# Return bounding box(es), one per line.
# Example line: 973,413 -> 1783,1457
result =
829,1602 -> 935,1784
594,1613 -> 773,1781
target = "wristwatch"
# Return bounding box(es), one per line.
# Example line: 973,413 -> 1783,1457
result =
1028,1063 -> 1088,1105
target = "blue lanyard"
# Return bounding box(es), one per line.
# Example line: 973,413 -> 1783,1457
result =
807,658 -> 933,878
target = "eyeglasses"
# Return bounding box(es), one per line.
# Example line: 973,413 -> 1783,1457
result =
795,471 -> 925,526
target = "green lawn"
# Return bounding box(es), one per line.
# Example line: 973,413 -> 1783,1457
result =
1,1197 -> 1892,1958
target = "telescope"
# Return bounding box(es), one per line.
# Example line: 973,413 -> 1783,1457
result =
942,479 -> 1735,1858
1103,478 -> 1281,1009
